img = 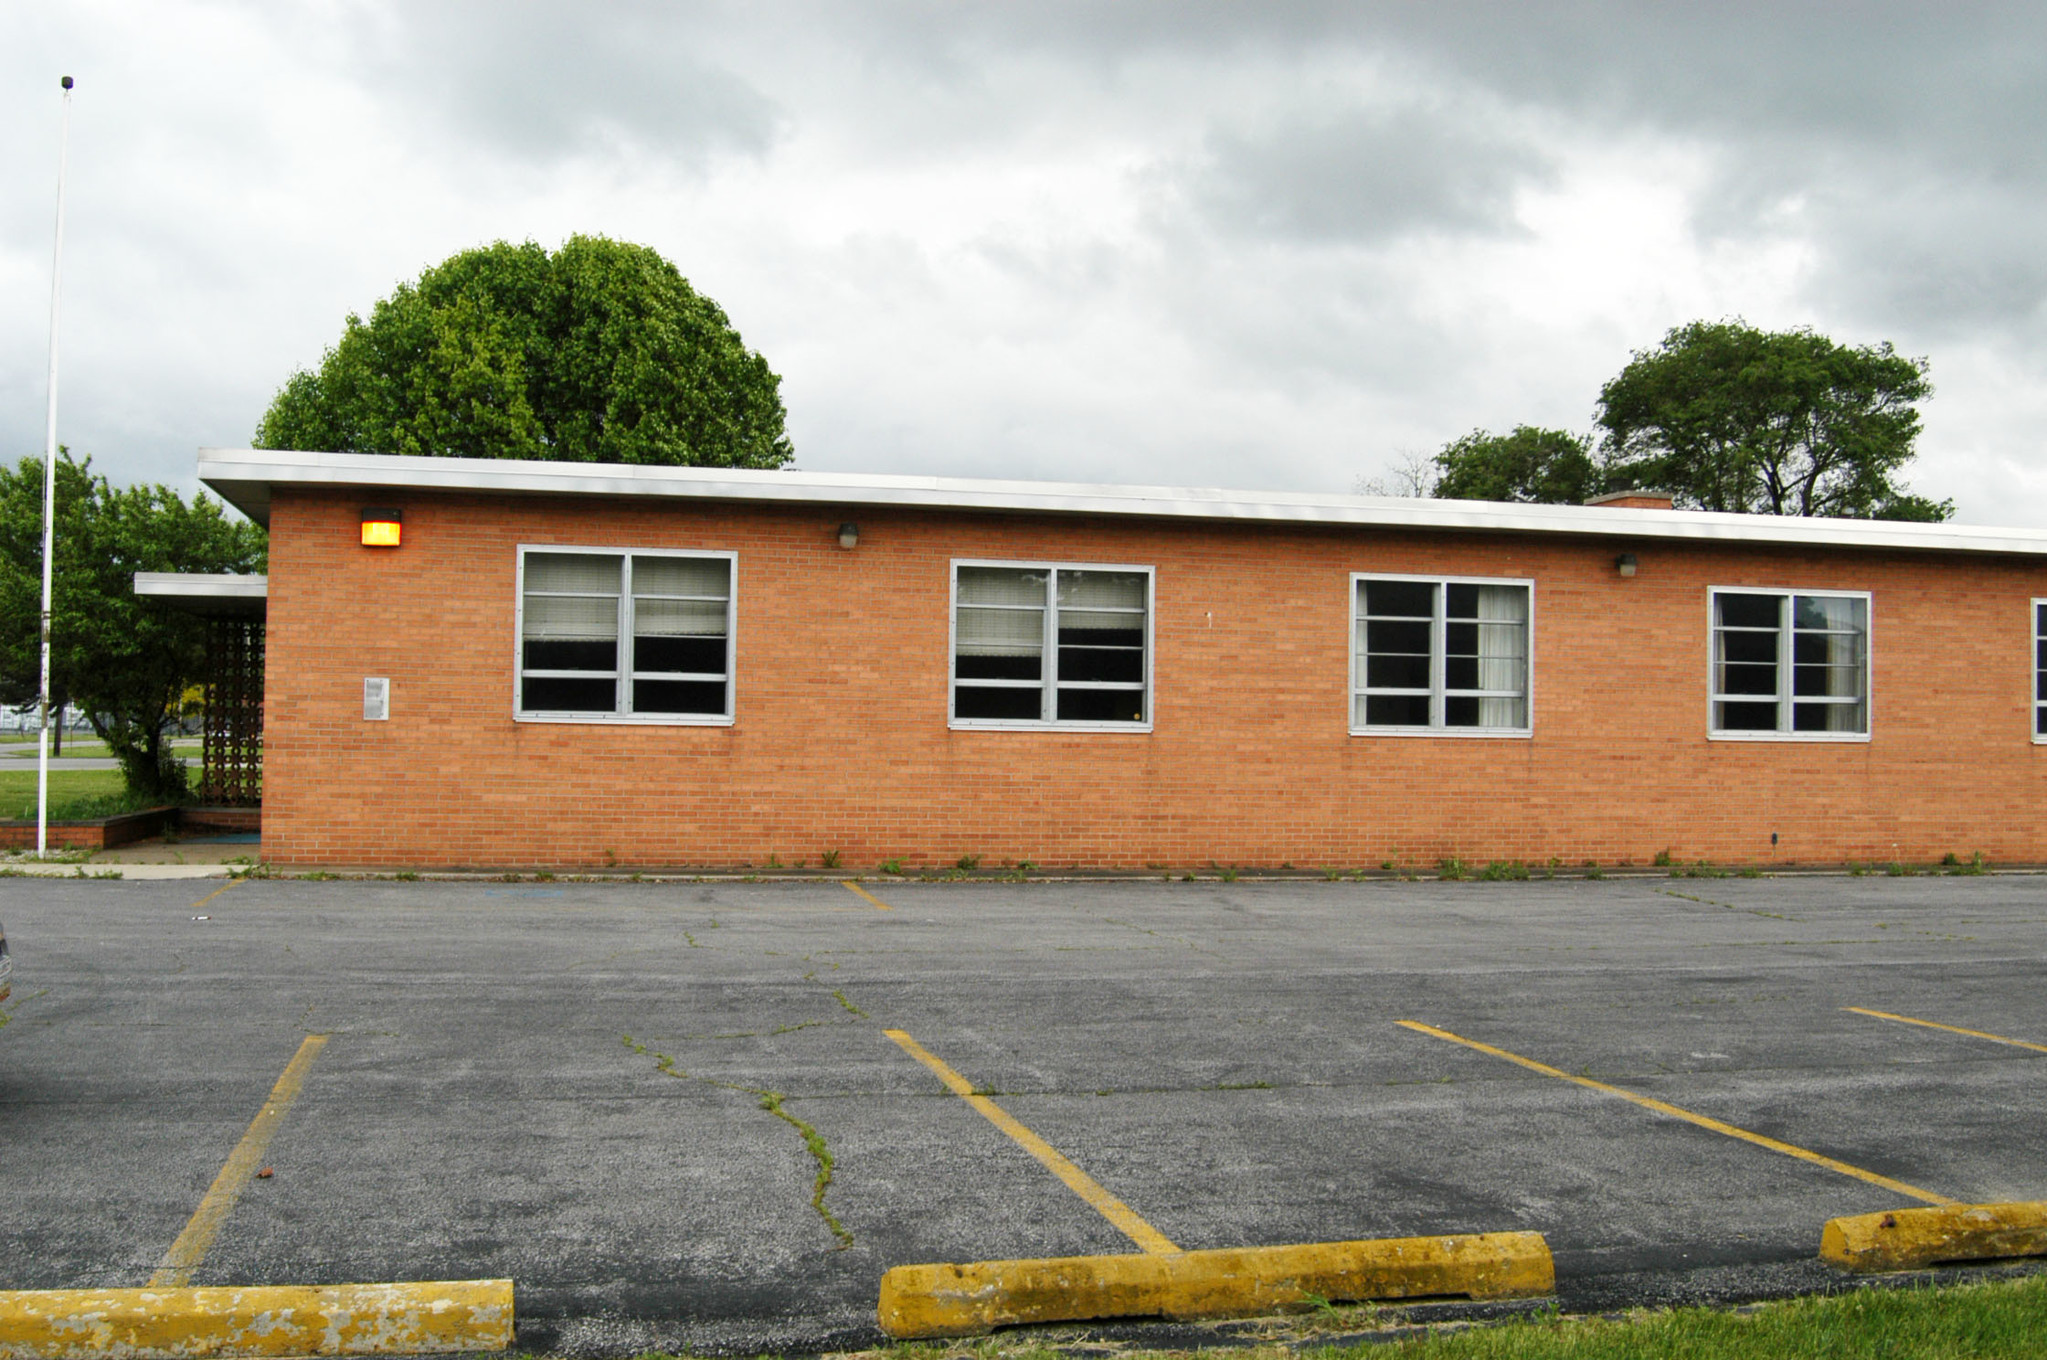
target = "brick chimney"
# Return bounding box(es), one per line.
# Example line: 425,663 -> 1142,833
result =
1584,489 -> 1675,510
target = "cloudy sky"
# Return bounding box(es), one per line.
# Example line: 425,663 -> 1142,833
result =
4,2 -> 2045,523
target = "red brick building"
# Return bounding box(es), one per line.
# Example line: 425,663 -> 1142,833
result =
187,448 -> 2047,871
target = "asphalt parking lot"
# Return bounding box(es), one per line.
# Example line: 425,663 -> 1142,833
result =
2,874 -> 2044,1354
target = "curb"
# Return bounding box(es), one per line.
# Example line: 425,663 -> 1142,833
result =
1821,1202 -> 2047,1273
878,1233 -> 1554,1339
0,1279 -> 512,1359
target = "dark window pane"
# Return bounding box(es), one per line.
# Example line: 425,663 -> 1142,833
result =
1058,626 -> 1144,648
1793,702 -> 1860,732
633,680 -> 726,715
957,653 -> 1043,681
1366,694 -> 1432,726
1717,593 -> 1780,628
1445,583 -> 1480,617
2038,673 -> 2047,703
523,676 -> 615,712
634,635 -> 726,675
1720,662 -> 1779,696
524,639 -> 617,671
1057,688 -> 1144,722
1366,654 -> 1429,689
1445,621 -> 1477,656
1368,619 -> 1431,654
1717,700 -> 1778,731
1365,580 -> 1433,616
1719,631 -> 1777,664
2038,638 -> 2047,670
1058,646 -> 1143,683
2038,705 -> 2047,736
1445,696 -> 1481,726
955,686 -> 1041,720
1793,632 -> 1859,665
1794,664 -> 1858,697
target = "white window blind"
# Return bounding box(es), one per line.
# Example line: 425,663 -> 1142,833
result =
952,562 -> 1150,727
519,548 -> 733,722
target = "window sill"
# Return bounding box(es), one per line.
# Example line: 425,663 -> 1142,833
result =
515,712 -> 735,727
950,720 -> 1154,734
1707,730 -> 1870,743
1349,726 -> 1532,739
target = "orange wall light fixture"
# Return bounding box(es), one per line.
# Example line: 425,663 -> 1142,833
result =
360,507 -> 403,547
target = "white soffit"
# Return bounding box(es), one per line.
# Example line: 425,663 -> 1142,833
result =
195,448 -> 2047,558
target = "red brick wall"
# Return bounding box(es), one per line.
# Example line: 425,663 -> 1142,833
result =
260,487 -> 2047,869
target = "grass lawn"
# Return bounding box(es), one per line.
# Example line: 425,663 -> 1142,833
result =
0,769 -> 148,820
858,1273 -> 2047,1360
0,738 -> 201,759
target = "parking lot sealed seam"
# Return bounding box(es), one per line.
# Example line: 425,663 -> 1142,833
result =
1845,1007 -> 2047,1054
1397,1020 -> 1956,1206
150,1033 -> 330,1287
0,1279 -> 513,1359
884,1028 -> 1181,1255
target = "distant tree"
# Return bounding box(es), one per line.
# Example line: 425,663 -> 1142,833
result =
1597,320 -> 1947,520
1431,426 -> 1601,504
1355,450 -> 1440,498
255,235 -> 793,468
0,453 -> 266,800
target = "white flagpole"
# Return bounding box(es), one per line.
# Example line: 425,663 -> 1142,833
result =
37,76 -> 74,859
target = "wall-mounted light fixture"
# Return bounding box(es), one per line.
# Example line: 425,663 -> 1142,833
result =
1615,552 -> 1638,578
837,522 -> 860,550
360,507 -> 403,547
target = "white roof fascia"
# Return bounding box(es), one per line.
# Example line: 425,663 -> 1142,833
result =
134,571 -> 269,599
195,447 -> 2047,558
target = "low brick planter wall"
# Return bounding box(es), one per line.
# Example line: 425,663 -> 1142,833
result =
178,806 -> 261,837
0,807 -> 177,852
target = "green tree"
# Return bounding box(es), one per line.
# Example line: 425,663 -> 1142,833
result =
0,453 -> 267,800
254,235 -> 793,468
1432,426 -> 1602,504
1596,320 -> 1947,520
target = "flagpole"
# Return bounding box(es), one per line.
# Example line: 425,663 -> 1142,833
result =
37,75 -> 74,859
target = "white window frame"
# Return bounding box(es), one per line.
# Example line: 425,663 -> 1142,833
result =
1348,572 -> 1535,738
948,558 -> 1155,732
1706,586 -> 1871,743
514,545 -> 737,726
2033,598 -> 2047,744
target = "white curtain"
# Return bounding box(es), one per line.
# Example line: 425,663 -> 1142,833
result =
1475,585 -> 1528,728
956,567 -> 1045,658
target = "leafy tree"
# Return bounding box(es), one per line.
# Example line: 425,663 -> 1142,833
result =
1596,320 -> 1947,520
255,235 -> 792,468
1432,426 -> 1602,504
0,453 -> 266,800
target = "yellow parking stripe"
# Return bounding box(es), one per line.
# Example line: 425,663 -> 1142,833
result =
150,1034 -> 330,1287
189,879 -> 238,913
884,1028 -> 1181,1256
842,881 -> 892,911
1397,1020 -> 1954,1207
1845,1006 -> 2047,1055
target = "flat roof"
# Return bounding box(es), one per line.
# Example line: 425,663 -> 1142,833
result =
196,447 -> 2047,558
134,571 -> 268,619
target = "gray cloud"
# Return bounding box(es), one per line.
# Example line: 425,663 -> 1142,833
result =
1184,103 -> 1551,244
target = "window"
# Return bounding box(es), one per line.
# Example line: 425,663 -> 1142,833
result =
2034,600 -> 2047,741
951,562 -> 1151,727
517,548 -> 734,723
1352,575 -> 1531,734
1710,589 -> 1867,738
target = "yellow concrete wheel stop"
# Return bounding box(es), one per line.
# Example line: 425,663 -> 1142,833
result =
0,1279 -> 513,1359
878,1233 -> 1554,1339
1821,1202 -> 2047,1273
